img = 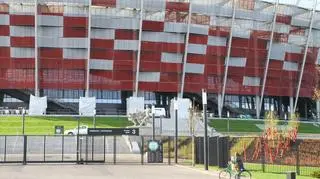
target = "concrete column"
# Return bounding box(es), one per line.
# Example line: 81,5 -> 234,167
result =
256,96 -> 260,119
0,91 -> 3,105
218,94 -> 222,118
290,97 -> 294,118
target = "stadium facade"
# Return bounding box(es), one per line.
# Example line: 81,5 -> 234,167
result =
0,0 -> 319,119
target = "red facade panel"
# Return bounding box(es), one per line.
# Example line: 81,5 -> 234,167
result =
205,65 -> 224,75
141,42 -> 185,53
142,20 -> 164,32
206,46 -> 227,56
160,63 -> 182,73
38,5 -> 63,16
113,50 -> 136,61
91,39 -> 114,49
0,25 -> 9,36
115,29 -> 138,40
187,54 -> 206,64
64,17 -> 87,27
10,15 -> 34,26
113,71 -> 133,81
140,61 -> 161,71
184,83 -> 204,93
158,82 -> 179,92
160,73 -> 180,82
276,14 -> 292,25
92,0 -> 116,7
245,67 -> 263,76
141,51 -> 161,62
63,60 -> 86,69
10,37 -> 35,47
113,60 -> 134,71
64,27 -> 87,37
285,52 -> 302,62
228,67 -> 245,76
208,27 -> 230,37
189,34 -> 208,44
139,82 -> 158,91
39,48 -> 63,59
166,2 -> 189,12
269,60 -> 283,69
90,49 -> 114,59
0,47 -> 10,57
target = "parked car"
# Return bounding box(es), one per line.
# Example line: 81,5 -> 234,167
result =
64,125 -> 88,135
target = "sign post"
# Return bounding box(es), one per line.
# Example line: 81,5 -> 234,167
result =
152,105 -> 155,140
88,128 -> 139,136
147,140 -> 163,163
202,89 -> 208,171
174,97 -> 178,164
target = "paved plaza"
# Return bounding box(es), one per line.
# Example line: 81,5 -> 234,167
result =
0,164 -> 219,179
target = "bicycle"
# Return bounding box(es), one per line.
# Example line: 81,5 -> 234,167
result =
219,163 -> 252,179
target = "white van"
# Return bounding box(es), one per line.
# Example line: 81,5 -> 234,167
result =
154,108 -> 166,117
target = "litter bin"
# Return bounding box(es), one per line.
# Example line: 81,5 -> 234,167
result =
55,126 -> 64,135
287,172 -> 296,179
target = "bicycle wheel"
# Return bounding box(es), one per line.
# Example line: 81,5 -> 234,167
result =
219,170 -> 231,179
237,170 -> 251,179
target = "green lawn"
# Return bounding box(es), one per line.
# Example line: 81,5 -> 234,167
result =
195,164 -> 317,179
209,119 -> 320,134
0,116 -> 133,135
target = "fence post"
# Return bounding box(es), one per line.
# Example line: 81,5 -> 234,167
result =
43,136 -> 46,162
141,136 -> 144,165
4,136 -> 6,162
168,136 -> 171,165
261,138 -> 265,173
113,136 -> 116,164
296,142 -> 300,175
23,135 -> 27,165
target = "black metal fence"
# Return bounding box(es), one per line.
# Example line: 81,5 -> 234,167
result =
0,135 -> 194,165
227,137 -> 320,176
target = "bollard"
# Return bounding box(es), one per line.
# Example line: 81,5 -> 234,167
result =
287,172 -> 296,179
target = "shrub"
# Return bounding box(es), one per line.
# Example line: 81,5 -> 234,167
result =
311,170 -> 320,178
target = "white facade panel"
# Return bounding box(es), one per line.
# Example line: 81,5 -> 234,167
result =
11,47 -> 35,58
291,18 -> 310,27
114,40 -> 139,50
274,23 -> 290,34
92,16 -> 140,29
207,36 -> 227,46
190,24 -> 209,35
144,0 -> 166,11
38,15 -> 63,27
243,76 -> 260,87
164,22 -> 187,33
116,0 -> 141,9
91,8 -> 139,18
269,43 -> 286,60
232,28 -> 251,39
288,35 -> 307,46
91,28 -> 115,39
185,63 -> 205,74
187,44 -> 207,55
64,5 -> 88,17
161,52 -> 183,63
63,38 -> 88,48
228,57 -> 247,67
143,11 -> 165,21
10,26 -> 34,37
90,59 -> 113,70
0,36 -> 10,47
9,3 -> 34,15
138,72 -> 160,82
38,37 -> 62,48
63,48 -> 87,59
141,32 -> 185,43
38,27 -> 63,37
283,61 -> 299,71
0,14 -> 9,25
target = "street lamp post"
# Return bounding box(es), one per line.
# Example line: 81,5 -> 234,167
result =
174,98 -> 178,164
202,89 -> 208,171
227,111 -> 230,133
22,108 -> 26,135
152,104 -> 155,140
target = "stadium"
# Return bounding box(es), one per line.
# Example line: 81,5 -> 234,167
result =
0,0 -> 319,120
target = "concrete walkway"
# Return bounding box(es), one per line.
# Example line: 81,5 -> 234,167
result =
0,164 -> 219,179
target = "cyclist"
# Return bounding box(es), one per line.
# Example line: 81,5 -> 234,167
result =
234,152 -> 245,172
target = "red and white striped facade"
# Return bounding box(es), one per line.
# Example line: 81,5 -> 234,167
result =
0,0 -> 319,99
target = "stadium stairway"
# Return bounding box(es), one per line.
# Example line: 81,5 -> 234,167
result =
1,89 -> 78,114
